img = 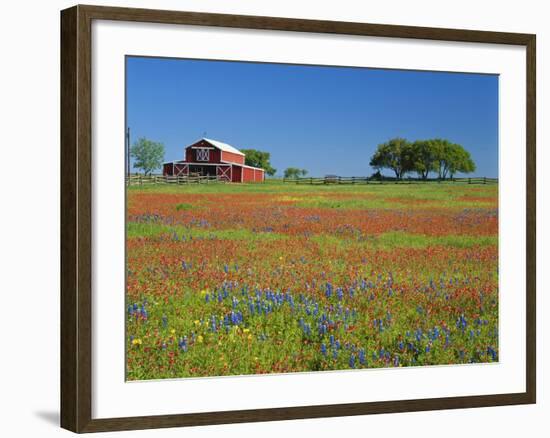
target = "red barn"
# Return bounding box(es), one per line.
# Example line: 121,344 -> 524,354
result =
162,138 -> 265,183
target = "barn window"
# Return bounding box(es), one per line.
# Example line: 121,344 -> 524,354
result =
196,148 -> 209,161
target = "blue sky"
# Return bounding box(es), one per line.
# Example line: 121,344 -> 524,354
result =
126,57 -> 498,177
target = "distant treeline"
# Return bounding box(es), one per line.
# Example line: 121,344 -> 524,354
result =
282,175 -> 497,185
370,137 -> 476,180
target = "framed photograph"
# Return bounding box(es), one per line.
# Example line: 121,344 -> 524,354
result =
60,4 -> 536,433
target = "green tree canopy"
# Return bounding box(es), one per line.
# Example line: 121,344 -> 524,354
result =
431,139 -> 476,179
410,140 -> 437,180
448,145 -> 476,178
284,167 -> 308,178
130,137 -> 165,176
240,149 -> 277,176
370,137 -> 477,180
369,137 -> 413,180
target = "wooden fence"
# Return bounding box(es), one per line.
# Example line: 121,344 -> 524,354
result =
283,176 -> 498,185
126,174 -> 225,185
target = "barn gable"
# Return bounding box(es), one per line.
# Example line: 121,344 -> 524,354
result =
185,138 -> 245,165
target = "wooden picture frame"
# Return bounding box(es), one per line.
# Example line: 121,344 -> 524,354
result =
60,4 -> 536,433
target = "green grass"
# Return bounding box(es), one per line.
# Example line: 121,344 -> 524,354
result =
127,222 -> 288,241
128,222 -> 495,249
310,231 -> 497,249
128,179 -> 498,209
175,203 -> 194,211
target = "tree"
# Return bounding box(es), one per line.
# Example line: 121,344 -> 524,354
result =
130,137 -> 165,176
240,149 -> 277,176
431,139 -> 476,179
448,146 -> 476,179
410,140 -> 437,180
284,167 -> 308,179
369,137 -> 413,179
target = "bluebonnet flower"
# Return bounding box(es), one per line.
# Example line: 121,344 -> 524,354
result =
178,337 -> 188,352
325,282 -> 333,298
358,349 -> 366,365
321,344 -> 327,356
210,316 -> 217,332
487,346 -> 497,361
162,315 -> 168,328
349,354 -> 356,368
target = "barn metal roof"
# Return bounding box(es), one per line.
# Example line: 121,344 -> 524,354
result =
201,138 -> 245,156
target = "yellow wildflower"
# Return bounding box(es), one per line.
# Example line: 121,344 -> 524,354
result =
197,335 -> 204,343
170,328 -> 176,335
194,320 -> 201,326
243,328 -> 250,334
132,338 -> 142,346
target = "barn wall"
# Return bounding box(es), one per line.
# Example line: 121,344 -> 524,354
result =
254,169 -> 264,182
231,166 -> 242,183
221,150 -> 245,165
163,163 -> 173,176
242,167 -> 255,182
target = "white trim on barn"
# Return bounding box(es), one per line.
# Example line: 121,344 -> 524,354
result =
218,159 -> 264,172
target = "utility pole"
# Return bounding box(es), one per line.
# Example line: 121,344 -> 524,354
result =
126,127 -> 131,180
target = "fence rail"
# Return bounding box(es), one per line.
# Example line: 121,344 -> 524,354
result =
126,174 -> 226,185
283,176 -> 498,185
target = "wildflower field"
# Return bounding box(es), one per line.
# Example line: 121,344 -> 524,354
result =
126,181 -> 498,380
